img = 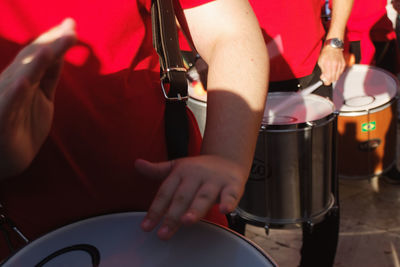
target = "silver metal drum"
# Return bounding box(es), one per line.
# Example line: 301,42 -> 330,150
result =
236,92 -> 337,228
187,68 -> 207,136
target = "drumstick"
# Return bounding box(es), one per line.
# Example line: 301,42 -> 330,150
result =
299,80 -> 323,96
268,80 -> 323,117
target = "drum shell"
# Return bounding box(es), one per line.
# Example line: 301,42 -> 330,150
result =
187,96 -> 206,136
333,64 -> 400,179
187,67 -> 207,137
336,99 -> 397,178
237,113 -> 336,226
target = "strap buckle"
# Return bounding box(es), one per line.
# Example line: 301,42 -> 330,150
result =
160,67 -> 189,101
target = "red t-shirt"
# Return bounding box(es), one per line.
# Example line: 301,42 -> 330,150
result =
249,0 -> 325,81
0,0 -> 226,257
334,0 -> 396,64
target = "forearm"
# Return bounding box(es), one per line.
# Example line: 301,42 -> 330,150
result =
184,0 -> 269,175
201,36 -> 268,175
318,0 -> 353,83
327,0 -> 354,40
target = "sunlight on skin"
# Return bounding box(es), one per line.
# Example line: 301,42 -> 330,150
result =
20,18 -> 76,68
34,18 -> 76,45
18,18 -> 76,67
22,55 -> 34,65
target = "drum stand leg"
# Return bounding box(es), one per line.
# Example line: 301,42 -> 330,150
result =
227,212 -> 246,235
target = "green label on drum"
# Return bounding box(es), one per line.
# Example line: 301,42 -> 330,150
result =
361,121 -> 376,132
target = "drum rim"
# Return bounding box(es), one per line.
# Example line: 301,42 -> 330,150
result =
203,217 -> 279,267
333,64 -> 400,112
336,95 -> 398,116
264,92 -> 336,126
261,112 -> 337,132
235,193 -> 335,227
2,211 -> 278,267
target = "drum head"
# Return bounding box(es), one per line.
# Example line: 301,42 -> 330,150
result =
2,212 -> 277,267
333,64 -> 399,112
263,92 -> 334,125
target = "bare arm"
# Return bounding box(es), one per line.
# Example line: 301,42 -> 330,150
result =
318,0 -> 354,84
186,0 -> 269,187
137,0 -> 269,239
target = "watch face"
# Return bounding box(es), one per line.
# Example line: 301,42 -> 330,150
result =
326,38 -> 344,49
332,39 -> 343,48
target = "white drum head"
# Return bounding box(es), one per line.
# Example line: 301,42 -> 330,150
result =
333,64 -> 398,112
263,92 -> 334,125
2,212 -> 277,267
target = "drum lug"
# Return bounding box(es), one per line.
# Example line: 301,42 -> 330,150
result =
264,225 -> 270,235
304,220 -> 314,233
229,211 -> 238,218
227,212 -> 247,235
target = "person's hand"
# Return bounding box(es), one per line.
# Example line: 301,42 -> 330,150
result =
0,18 -> 77,178
135,155 -> 247,240
392,0 -> 400,13
318,45 -> 346,85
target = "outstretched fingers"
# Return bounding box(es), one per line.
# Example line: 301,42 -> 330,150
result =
31,18 -> 77,99
6,18 -> 77,100
141,172 -> 182,230
219,185 -> 242,214
32,18 -> 77,58
136,155 -> 247,240
180,183 -> 220,225
141,170 -> 210,240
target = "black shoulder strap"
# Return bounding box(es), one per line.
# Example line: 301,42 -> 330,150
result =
151,0 -> 190,159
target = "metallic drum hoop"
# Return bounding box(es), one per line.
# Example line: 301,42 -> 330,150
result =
333,64 -> 400,114
262,112 -> 337,132
236,193 -> 335,227
337,95 -> 398,117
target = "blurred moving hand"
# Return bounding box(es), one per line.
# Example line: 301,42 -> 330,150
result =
0,18 -> 77,179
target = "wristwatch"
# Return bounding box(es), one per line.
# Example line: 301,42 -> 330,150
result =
324,38 -> 344,49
